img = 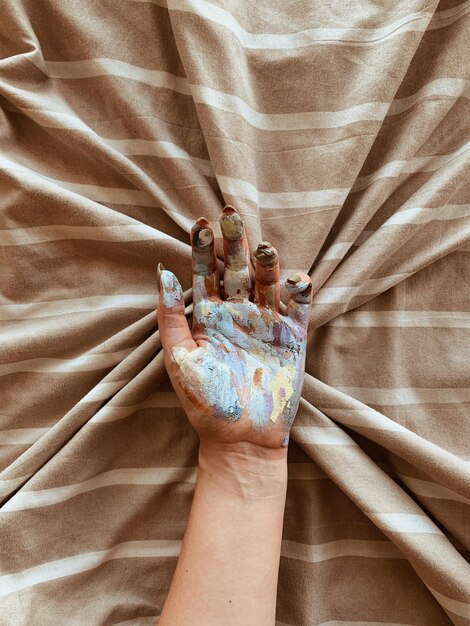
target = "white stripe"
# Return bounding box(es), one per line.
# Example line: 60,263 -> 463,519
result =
388,78 -> 470,116
0,428 -> 48,446
31,56 -> 191,95
427,586 -> 470,619
0,348 -> 133,376
353,142 -> 470,191
169,0 -> 434,48
334,386 -> 470,405
293,427 -> 357,446
19,77 -> 469,163
219,175 -> 348,208
79,379 -> 132,403
384,204 -> 470,226
428,0 -> 470,30
19,109 -> 214,178
397,474 -> 470,505
0,155 -> 157,207
13,105 -> 469,219
0,147 -> 347,228
192,84 -> 388,129
281,539 -> 403,563
29,58 -> 470,135
2,467 -> 197,512
30,56 -> 389,131
314,274 -> 412,304
135,0 -> 470,36
372,513 -> 443,535
321,242 -> 353,261
0,295 -> 156,321
0,540 -> 181,597
326,310 -> 470,328
2,463 -> 329,512
104,138 -> 213,177
318,407 -> 409,433
90,392 -> 182,423
0,474 -> 31,497
21,108 -> 92,131
0,224 -> 173,246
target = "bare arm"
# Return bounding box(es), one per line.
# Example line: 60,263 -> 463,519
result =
158,441 -> 287,626
156,205 -> 312,626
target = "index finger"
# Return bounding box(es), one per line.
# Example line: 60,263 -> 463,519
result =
191,216 -> 221,306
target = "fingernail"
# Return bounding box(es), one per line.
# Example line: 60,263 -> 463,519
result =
156,262 -> 165,291
197,228 -> 213,247
160,269 -> 184,307
222,204 -> 237,215
286,274 -> 312,302
191,218 -> 214,248
254,241 -> 278,267
220,210 -> 244,240
192,226 -> 214,248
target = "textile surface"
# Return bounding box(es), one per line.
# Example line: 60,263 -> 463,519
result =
1,0 -> 469,624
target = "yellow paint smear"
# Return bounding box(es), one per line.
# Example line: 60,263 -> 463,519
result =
269,365 -> 295,423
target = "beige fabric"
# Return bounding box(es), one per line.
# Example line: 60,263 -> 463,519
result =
1,0 -> 470,624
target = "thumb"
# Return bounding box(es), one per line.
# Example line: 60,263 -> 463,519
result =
156,263 -> 197,359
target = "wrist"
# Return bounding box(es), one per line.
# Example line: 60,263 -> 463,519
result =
197,439 -> 288,500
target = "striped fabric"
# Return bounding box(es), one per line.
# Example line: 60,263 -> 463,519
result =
1,0 -> 469,624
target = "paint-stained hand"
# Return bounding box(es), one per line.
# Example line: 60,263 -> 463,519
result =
156,205 -> 312,450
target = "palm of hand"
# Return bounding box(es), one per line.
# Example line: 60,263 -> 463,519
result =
172,298 -> 307,446
157,205 -> 312,449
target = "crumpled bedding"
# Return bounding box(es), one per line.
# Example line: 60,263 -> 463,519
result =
1,0 -> 469,624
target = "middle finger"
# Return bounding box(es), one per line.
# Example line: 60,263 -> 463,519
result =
253,241 -> 280,311
219,204 -> 252,302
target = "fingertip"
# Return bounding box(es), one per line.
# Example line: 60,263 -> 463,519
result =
220,208 -> 244,241
157,269 -> 196,357
191,219 -> 214,249
285,273 -> 312,303
253,241 -> 280,310
222,204 -> 238,215
253,241 -> 278,268
285,272 -> 313,328
159,269 -> 184,311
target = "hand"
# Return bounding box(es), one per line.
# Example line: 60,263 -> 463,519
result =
156,205 -> 313,450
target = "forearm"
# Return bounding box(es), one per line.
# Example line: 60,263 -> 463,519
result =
158,440 -> 288,626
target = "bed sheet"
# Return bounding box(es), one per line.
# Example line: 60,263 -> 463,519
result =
1,0 -> 469,624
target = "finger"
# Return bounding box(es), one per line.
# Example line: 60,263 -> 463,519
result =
219,204 -> 252,302
157,264 -> 197,359
253,241 -> 280,311
191,217 -> 221,305
285,272 -> 313,330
